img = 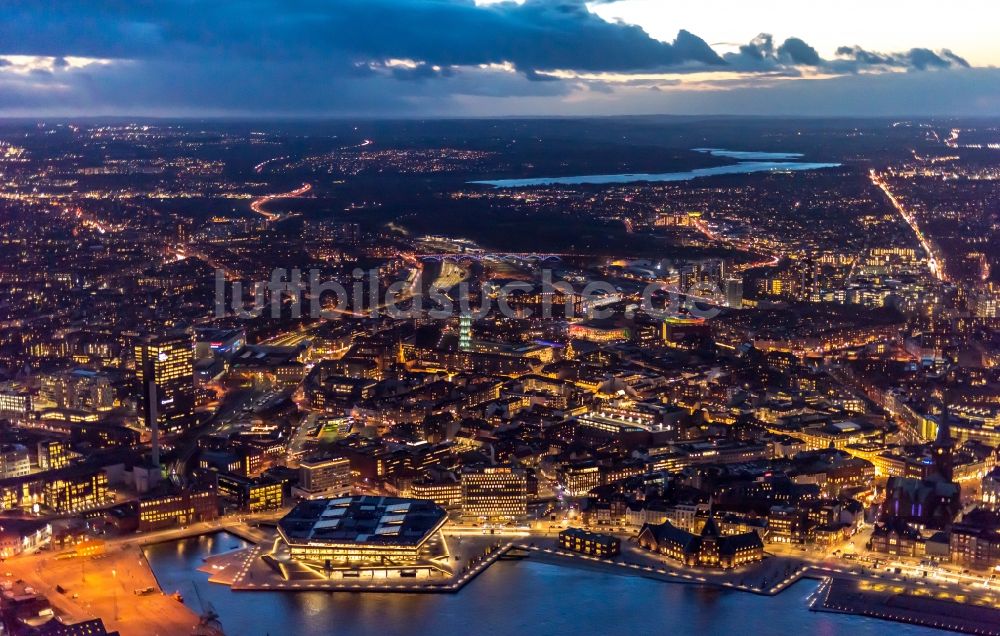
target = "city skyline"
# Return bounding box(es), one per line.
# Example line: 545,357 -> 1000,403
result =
1,113 -> 998,636
0,3 -> 999,636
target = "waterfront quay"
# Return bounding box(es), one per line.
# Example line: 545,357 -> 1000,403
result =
2,540 -> 201,636
186,521 -> 1000,635
815,577 -> 1000,636
7,520 -> 1000,636
511,535 -> 1000,634
210,534 -> 515,593
0,516 -> 275,636
177,523 -> 1000,635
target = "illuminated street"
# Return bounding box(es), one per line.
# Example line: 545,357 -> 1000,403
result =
0,7 -> 998,635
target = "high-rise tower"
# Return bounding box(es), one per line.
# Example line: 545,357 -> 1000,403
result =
459,313 -> 472,352
135,330 -> 196,465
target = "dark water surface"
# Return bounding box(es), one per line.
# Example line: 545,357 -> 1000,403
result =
144,532 -> 941,636
468,148 -> 840,187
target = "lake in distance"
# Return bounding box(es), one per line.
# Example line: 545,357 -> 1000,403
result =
468,148 -> 841,188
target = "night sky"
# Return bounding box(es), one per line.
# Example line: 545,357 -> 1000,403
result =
1,0 -> 997,117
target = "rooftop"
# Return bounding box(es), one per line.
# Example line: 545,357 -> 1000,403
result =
278,496 -> 447,546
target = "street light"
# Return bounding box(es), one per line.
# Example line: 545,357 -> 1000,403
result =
112,569 -> 118,622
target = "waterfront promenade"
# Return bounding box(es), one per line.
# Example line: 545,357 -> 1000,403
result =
816,577 -> 1000,635
512,537 -> 1000,635
194,524 -> 1000,634
7,520 -> 1000,636
0,515 -> 276,636
3,541 -> 202,636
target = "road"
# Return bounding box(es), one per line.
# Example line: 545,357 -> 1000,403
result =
169,389 -> 255,482
10,509 -> 997,636
249,182 -> 311,222
870,169 -> 946,282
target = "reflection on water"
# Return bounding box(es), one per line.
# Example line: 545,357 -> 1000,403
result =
468,149 -> 840,188
144,533 -> 939,636
692,148 -> 807,160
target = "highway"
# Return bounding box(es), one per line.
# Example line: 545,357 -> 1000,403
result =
870,169 -> 946,282
684,210 -> 783,273
249,182 -> 311,222
253,155 -> 290,175
253,139 -> 373,175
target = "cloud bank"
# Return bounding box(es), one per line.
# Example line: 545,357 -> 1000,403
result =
0,0 -> 991,116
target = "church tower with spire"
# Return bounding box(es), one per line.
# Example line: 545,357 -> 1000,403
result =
932,398 -> 955,482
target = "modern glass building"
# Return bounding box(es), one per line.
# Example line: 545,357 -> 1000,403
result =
135,330 -> 196,435
273,496 -> 451,580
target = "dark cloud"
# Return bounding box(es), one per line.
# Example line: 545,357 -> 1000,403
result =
724,34 -> 970,74
777,38 -> 820,66
834,45 -> 970,71
0,0 -> 722,73
941,49 -> 971,67
669,29 -> 724,67
0,1 -> 980,116
835,46 -> 894,66
0,0 -> 726,114
724,34 -> 814,73
908,48 -> 951,69
737,34 -> 775,62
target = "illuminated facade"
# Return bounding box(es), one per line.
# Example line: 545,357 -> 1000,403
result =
558,528 -> 620,557
194,327 -> 245,360
0,444 -> 31,479
37,439 -> 70,471
950,510 -> 1000,570
575,400 -> 681,435
42,469 -> 112,513
558,464 -> 602,497
405,478 -> 463,509
459,313 -> 472,352
568,321 -> 630,343
0,388 -> 31,420
949,406 -> 1000,447
638,515 -> 764,570
139,489 -> 219,531
248,480 -> 285,513
295,456 -> 352,499
982,468 -> 1000,511
135,330 -> 196,434
870,519 -> 923,558
38,368 -> 115,413
217,473 -> 284,513
461,466 -> 528,523
0,519 -> 52,558
273,496 -> 452,579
